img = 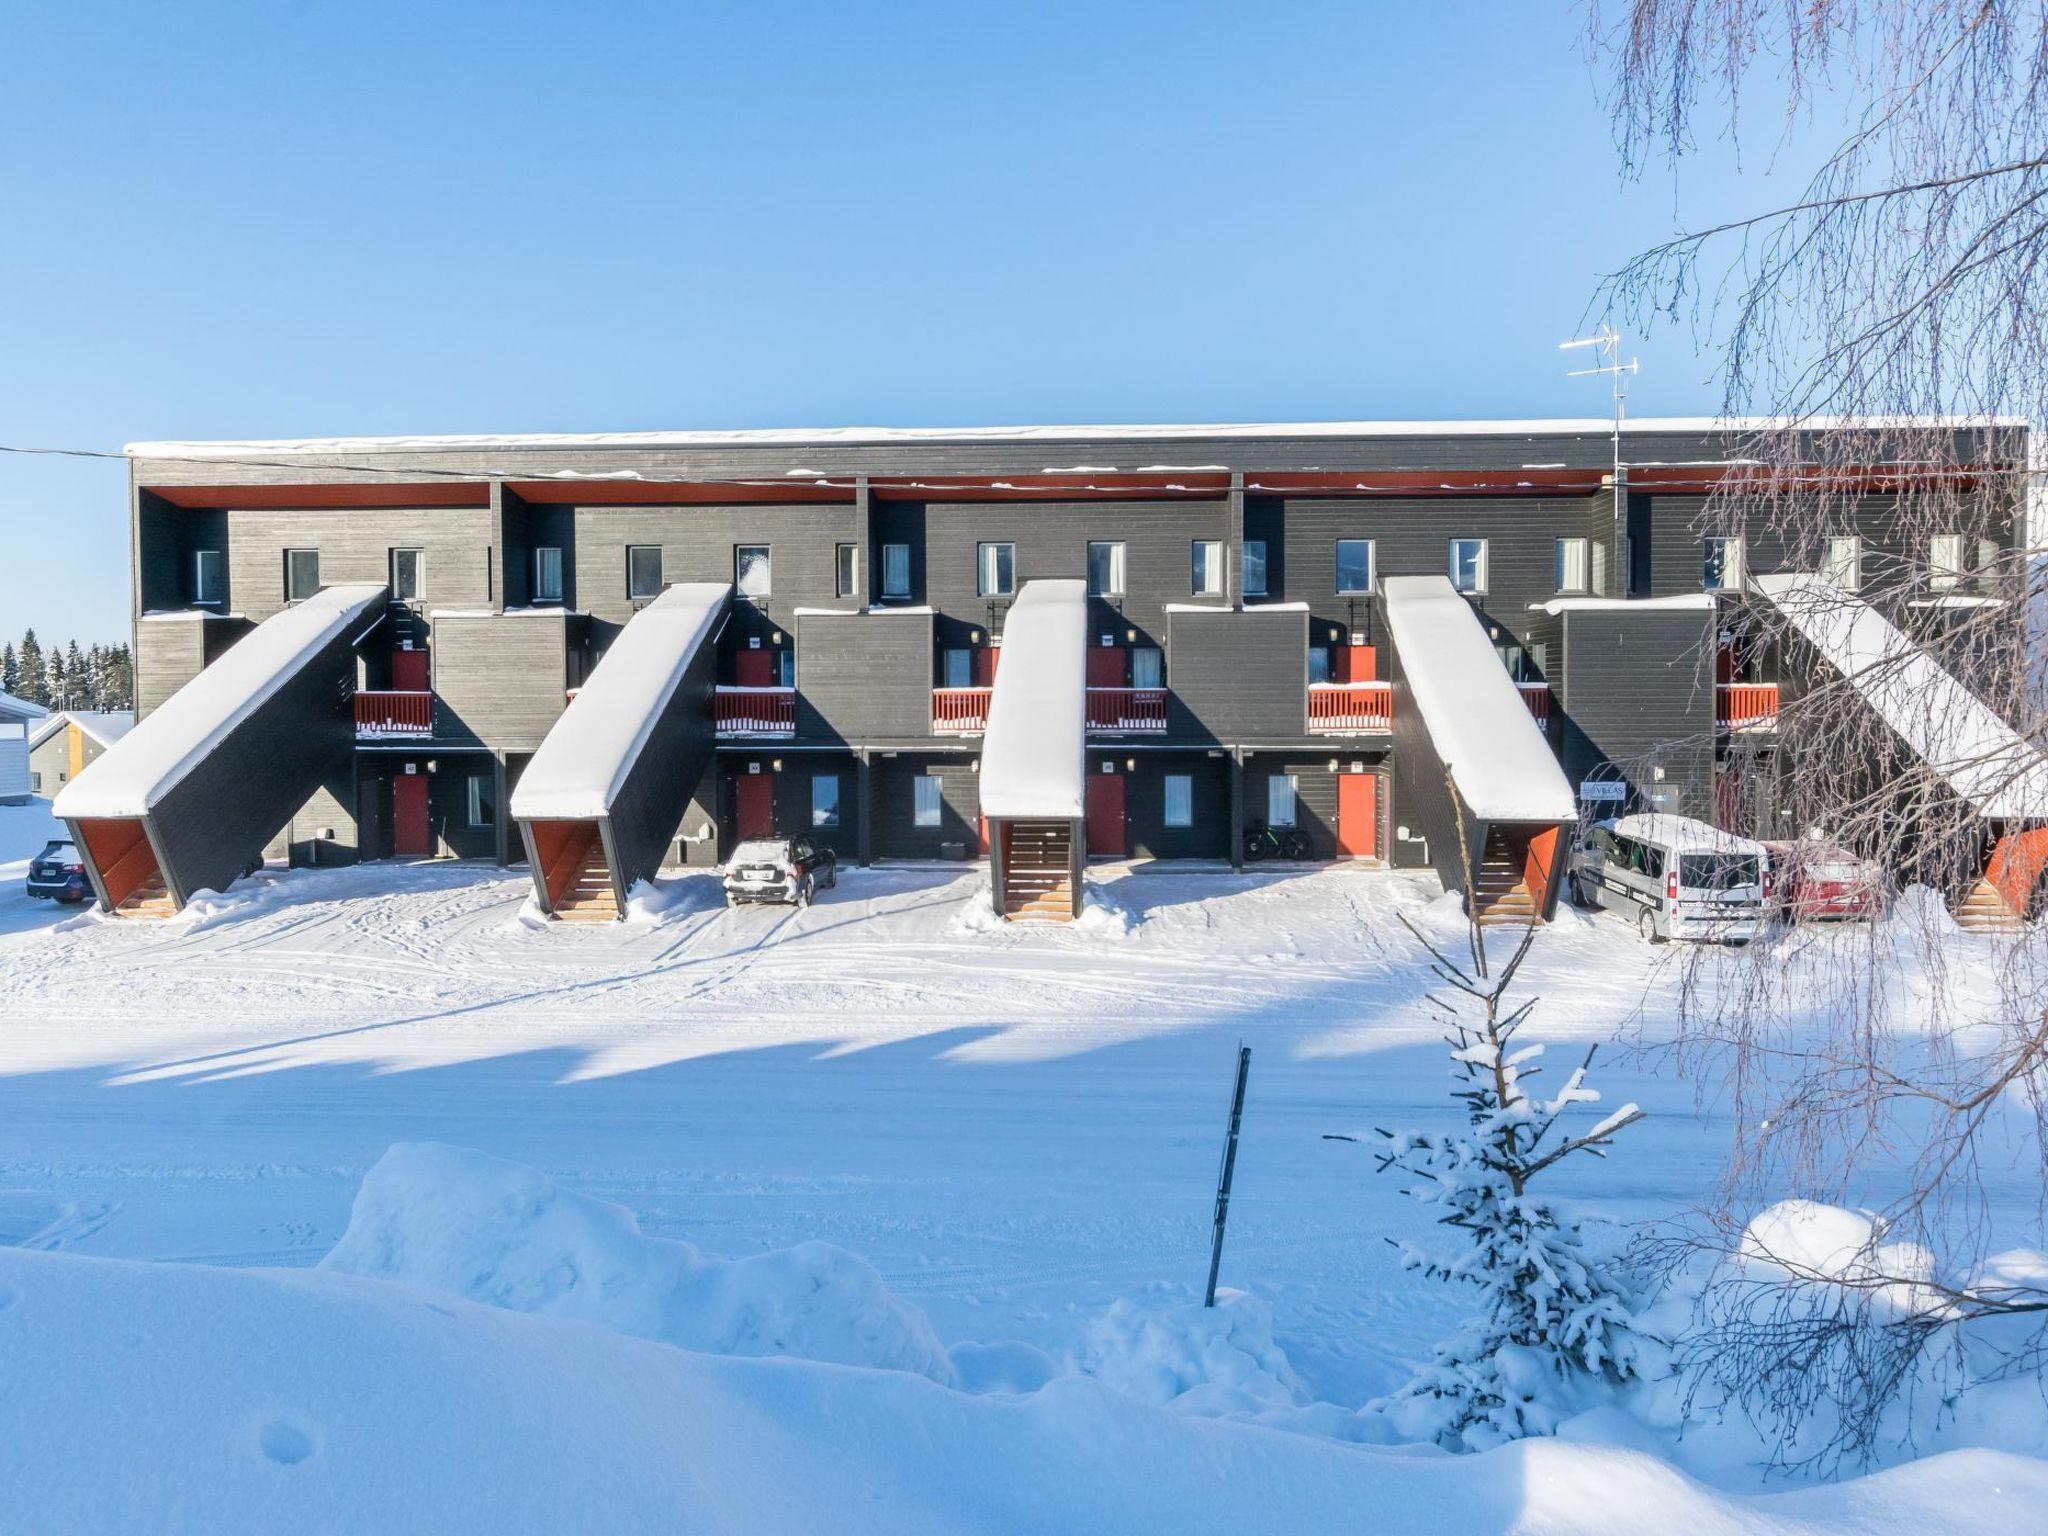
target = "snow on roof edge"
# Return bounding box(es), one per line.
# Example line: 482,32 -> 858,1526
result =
979,580 -> 1087,820
1531,595 -> 1718,615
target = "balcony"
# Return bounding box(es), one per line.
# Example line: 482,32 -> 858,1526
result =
932,686 -> 993,735
355,690 -> 433,738
1306,682 -> 1393,734
1519,682 -> 1552,726
1085,687 -> 1167,734
1718,682 -> 1780,731
715,685 -> 796,737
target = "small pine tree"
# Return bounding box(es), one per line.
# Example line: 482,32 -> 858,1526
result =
45,646 -> 68,710
64,641 -> 84,708
1355,914 -> 1652,1453
0,641 -> 15,697
17,630 -> 46,706
106,643 -> 134,711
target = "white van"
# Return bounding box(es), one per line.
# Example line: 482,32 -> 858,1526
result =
1570,814 -> 1769,943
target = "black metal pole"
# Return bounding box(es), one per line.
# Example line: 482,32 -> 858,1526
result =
1205,1044 -> 1252,1307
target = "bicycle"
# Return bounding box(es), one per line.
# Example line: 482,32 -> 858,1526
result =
1244,820 -> 1310,861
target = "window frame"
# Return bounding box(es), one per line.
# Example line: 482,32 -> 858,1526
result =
1929,532 -> 1966,590
881,542 -> 912,599
1131,646 -> 1164,690
913,773 -> 942,827
466,773 -> 496,829
1702,536 -> 1745,593
1824,534 -> 1862,591
193,549 -> 226,605
1087,540 -> 1126,597
1267,773 -> 1298,828
533,546 -> 564,603
391,547 -> 424,604
834,542 -> 859,599
811,773 -> 841,829
1335,538 -> 1375,596
735,544 -> 772,600
1554,536 -> 1589,594
283,548 -> 321,603
626,544 -> 664,601
1448,537 -> 1488,595
1191,539 -> 1224,596
941,647 -> 974,688
1164,773 -> 1193,828
977,542 -> 1016,598
1243,538 -> 1269,598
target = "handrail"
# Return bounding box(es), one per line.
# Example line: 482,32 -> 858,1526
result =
932,686 -> 993,733
715,685 -> 796,734
355,690 -> 433,735
1085,686 -> 1167,731
1718,681 -> 1780,730
1306,681 -> 1393,733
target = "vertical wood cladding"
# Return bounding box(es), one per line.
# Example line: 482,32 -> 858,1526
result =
1560,608 -> 1717,815
432,611 -> 575,752
710,751 -> 862,865
1239,752 -> 1387,863
869,752 -> 983,860
1167,607 -> 1307,741
568,503 -> 857,628
1097,751 -> 1232,859
795,610 -> 932,742
223,507 -> 495,622
1385,618 -> 1481,890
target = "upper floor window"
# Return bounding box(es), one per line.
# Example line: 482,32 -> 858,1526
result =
1824,535 -> 1862,591
835,543 -> 859,599
391,548 -> 423,603
1336,539 -> 1375,595
533,546 -> 564,603
193,549 -> 225,605
978,542 -> 1015,598
1702,537 -> 1744,592
1929,532 -> 1965,590
1191,540 -> 1224,596
627,545 -> 664,600
1244,539 -> 1269,597
942,647 -> 974,688
1449,538 -> 1487,594
1978,539 -> 2001,587
1554,537 -> 1588,593
1088,541 -> 1125,597
881,542 -> 911,599
1307,645 -> 1333,684
283,548 -> 321,603
1132,646 -> 1164,689
735,545 -> 771,600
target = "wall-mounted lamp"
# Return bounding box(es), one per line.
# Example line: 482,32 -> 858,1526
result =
1329,626 -> 1341,642
1125,628 -> 1137,643
771,759 -> 784,773
1124,758 -> 1136,772
426,759 -> 438,773
1326,758 -> 1339,773
1652,765 -> 1666,783
970,629 -> 983,643
772,631 -> 784,646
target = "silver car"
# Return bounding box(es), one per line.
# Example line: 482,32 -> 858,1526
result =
1571,814 -> 1768,944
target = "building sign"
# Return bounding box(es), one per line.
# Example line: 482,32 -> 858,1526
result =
1578,780 -> 1626,803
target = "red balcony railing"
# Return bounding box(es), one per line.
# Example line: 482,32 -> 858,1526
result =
1086,687 -> 1167,733
355,690 -> 433,737
1519,682 -> 1552,723
1718,682 -> 1780,731
715,685 -> 796,735
932,686 -> 993,734
1307,682 -> 1394,733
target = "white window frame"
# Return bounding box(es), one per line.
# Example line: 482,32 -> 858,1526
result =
1554,537 -> 1588,593
735,544 -> 772,600
1824,535 -> 1862,591
1448,538 -> 1487,594
283,548 -> 321,603
1164,773 -> 1193,828
193,549 -> 225,605
1335,539 -> 1375,596
1087,541 -> 1126,597
882,542 -> 911,599
391,548 -> 424,604
626,545 -> 664,600
1191,540 -> 1223,596
466,773 -> 495,828
1702,536 -> 1744,593
1131,646 -> 1163,689
1267,774 -> 1298,828
1243,538 -> 1268,598
533,546 -> 564,603
811,774 -> 840,829
977,542 -> 1016,598
835,542 -> 859,599
913,773 -> 942,827
1930,532 -> 1965,590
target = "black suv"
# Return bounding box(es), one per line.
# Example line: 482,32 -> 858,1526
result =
723,835 -> 838,907
26,840 -> 91,904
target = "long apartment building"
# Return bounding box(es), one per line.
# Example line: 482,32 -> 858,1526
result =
56,417 -> 2038,922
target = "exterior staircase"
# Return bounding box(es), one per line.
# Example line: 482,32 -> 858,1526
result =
551,832 -> 621,923
114,874 -> 178,919
1472,828 -> 1539,928
1954,878 -> 2025,933
1002,822 -> 1076,920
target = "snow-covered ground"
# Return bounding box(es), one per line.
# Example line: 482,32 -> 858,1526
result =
0,799 -> 2040,1532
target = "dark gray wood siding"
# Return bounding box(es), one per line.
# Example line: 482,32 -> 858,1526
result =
432,611 -> 574,753
871,752 -> 983,860
709,751 -> 862,865
599,606 -> 723,898
222,507 -> 494,623
795,610 -> 932,742
1167,607 -> 1308,741
1097,750 -> 1231,860
568,503 -> 859,629
1560,608 -> 1717,815
135,614 -> 252,720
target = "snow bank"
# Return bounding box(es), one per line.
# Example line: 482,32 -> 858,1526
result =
321,1143 -> 951,1382
621,874 -> 719,924
1381,575 -> 1575,821
53,585 -> 386,818
978,579 -> 1087,819
508,583 -> 728,820
1753,574 -> 2048,818
1072,1286 -> 1305,1416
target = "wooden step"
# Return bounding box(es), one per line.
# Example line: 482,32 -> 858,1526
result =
1955,878 -> 2024,931
114,876 -> 178,919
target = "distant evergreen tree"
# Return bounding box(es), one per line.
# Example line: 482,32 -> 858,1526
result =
45,646 -> 69,710
1,642 -> 16,698
64,641 -> 84,708
104,643 -> 134,711
16,630 -> 46,706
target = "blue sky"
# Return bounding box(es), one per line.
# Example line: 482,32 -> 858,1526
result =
0,1 -> 1831,641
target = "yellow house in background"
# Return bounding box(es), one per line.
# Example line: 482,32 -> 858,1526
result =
28,711 -> 132,798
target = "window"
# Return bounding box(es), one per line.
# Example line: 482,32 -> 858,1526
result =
1132,647 -> 1163,689
776,649 -> 796,687
882,543 -> 911,598
835,543 -> 859,599
1824,535 -> 1862,590
977,542 -> 1015,597
1244,539 -> 1269,598
1448,538 -> 1487,594
533,547 -> 564,603
1929,533 -> 1965,590
1978,539 -> 2001,585
391,548 -> 423,603
467,773 -> 495,829
1164,773 -> 1193,828
812,774 -> 840,829
1554,537 -> 1588,593
1307,646 -> 1332,685
735,545 -> 771,599
1336,539 -> 1375,595
942,647 -> 974,688
1267,774 -> 1298,828
283,549 -> 320,602
1192,540 -> 1223,595
193,549 -> 225,605
1088,541 -> 1126,597
627,545 -> 663,600
1702,537 -> 1744,592
913,774 -> 942,827
1592,541 -> 1609,597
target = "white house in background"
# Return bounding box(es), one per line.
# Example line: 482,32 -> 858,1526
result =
27,710 -> 134,797
0,691 -> 49,805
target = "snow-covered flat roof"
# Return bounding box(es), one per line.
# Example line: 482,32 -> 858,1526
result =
123,414 -> 2024,459
30,711 -> 134,751
979,579 -> 1087,820
0,690 -> 45,723
1381,575 -> 1576,822
1530,595 -> 1718,615
1607,814 -> 1766,856
509,583 -> 729,821
1753,573 -> 2048,819
54,586 -> 386,819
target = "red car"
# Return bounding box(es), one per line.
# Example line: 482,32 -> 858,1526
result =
1761,840 -> 1885,923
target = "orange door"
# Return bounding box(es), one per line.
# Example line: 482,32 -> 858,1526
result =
1336,772 -> 1377,857
1086,773 -> 1126,857
736,774 -> 774,840
976,647 -> 1000,687
393,774 -> 432,856
391,648 -> 429,691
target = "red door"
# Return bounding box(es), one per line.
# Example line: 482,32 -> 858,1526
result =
391,648 -> 429,691
1087,646 -> 1127,689
736,774 -> 774,840
735,649 -> 774,687
393,773 -> 431,856
1336,772 -> 1377,858
1086,773 -> 1126,857
976,647 -> 1000,687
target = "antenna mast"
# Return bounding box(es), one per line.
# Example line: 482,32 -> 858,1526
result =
1561,325 -> 1642,590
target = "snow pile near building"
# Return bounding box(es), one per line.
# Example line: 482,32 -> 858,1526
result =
621,874 -> 719,924
321,1143 -> 952,1382
978,579 -> 1087,819
1070,1285 -> 1305,1415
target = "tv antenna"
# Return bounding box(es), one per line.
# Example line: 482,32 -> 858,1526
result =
1560,325 -> 1639,492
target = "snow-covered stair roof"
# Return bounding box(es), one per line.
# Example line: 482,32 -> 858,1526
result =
979,579 -> 1087,820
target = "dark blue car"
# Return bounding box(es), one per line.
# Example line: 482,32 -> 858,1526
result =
26,839 -> 90,904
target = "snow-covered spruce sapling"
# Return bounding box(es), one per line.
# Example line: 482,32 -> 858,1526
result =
1345,914 -> 1652,1452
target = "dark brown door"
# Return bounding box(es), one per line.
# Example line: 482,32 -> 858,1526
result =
735,649 -> 775,687
391,648 -> 429,691
1087,645 -> 1126,689
736,774 -> 774,840
1086,773 -> 1126,857
393,773 -> 431,857
1336,772 -> 1377,857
